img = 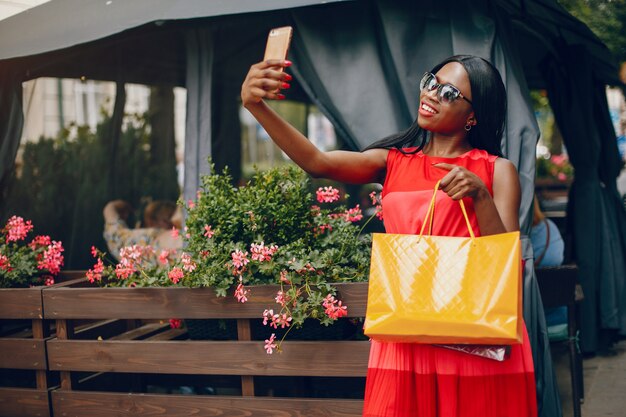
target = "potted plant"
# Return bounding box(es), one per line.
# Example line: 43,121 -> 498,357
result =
87,165 -> 379,352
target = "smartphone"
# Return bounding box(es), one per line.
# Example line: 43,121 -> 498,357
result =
263,26 -> 293,71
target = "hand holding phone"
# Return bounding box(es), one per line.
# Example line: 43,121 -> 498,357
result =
263,26 -> 293,71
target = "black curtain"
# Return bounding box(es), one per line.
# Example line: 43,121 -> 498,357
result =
0,67 -> 24,213
544,45 -> 626,353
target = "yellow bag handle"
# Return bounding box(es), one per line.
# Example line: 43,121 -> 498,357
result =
418,180 -> 475,239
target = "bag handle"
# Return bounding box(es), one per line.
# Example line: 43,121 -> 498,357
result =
418,180 -> 475,239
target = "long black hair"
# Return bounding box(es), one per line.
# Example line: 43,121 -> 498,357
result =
364,55 -> 506,157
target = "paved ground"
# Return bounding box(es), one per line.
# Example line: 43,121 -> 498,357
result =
553,340 -> 626,417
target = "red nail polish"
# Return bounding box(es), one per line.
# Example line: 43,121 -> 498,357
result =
284,60 -> 292,67
277,94 -> 285,100
284,74 -> 293,81
281,82 -> 291,89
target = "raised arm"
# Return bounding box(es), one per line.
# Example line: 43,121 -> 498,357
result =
241,60 -> 388,184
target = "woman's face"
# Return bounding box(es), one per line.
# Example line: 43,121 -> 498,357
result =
417,62 -> 475,135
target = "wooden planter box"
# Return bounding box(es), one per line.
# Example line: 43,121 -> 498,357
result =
43,280 -> 370,417
0,271 -> 85,417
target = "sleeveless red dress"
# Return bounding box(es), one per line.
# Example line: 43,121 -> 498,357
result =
363,148 -> 537,417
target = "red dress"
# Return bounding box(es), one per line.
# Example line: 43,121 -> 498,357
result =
363,148 -> 537,417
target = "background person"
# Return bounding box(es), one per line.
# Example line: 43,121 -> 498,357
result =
103,199 -> 182,260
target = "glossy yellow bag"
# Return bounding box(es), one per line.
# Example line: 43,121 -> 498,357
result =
364,181 -> 522,345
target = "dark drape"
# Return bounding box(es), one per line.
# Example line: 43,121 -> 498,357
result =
184,28 -> 215,202
544,46 -> 626,353
0,68 -> 24,209
289,1 -> 561,416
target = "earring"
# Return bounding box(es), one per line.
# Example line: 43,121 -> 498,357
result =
464,123 -> 472,132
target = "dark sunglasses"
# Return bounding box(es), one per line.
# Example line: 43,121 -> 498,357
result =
419,72 -> 473,106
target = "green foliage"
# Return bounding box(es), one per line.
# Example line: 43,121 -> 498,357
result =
559,0 -> 626,63
1,112 -> 179,269
97,165 -> 374,337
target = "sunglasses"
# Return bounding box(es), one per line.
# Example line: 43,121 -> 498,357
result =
419,72 -> 473,106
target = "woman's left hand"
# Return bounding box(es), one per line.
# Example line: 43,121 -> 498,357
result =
432,163 -> 489,201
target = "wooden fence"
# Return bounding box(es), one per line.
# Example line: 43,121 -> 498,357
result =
0,272 -> 85,417
42,281 -> 370,416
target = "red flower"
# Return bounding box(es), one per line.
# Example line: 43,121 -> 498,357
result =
316,186 -> 340,203
4,216 -> 33,242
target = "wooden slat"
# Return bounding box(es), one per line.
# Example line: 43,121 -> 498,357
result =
108,323 -> 169,340
0,339 -> 46,370
43,283 -> 368,319
48,340 -> 369,376
0,288 -> 42,319
144,328 -> 187,341
0,387 -> 49,417
51,390 -> 362,417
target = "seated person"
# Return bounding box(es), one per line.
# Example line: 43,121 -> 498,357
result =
531,195 -> 566,327
103,199 -> 183,260
530,195 -> 564,267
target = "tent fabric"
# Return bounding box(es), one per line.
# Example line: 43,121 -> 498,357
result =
0,0 -> 349,61
544,46 -> 626,353
183,27 -> 214,203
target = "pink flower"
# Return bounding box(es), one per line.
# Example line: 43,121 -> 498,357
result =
376,208 -> 384,221
158,250 -> 171,265
203,225 -> 214,239
86,258 -> 105,283
90,245 -> 98,257
551,154 -> 568,166
344,205 -> 363,222
169,319 -> 183,329
250,242 -> 279,262
316,186 -> 341,203
234,282 -> 249,303
115,259 -> 135,280
322,294 -> 348,319
262,309 -> 274,325
369,191 -> 379,205
4,216 -> 33,242
44,276 -> 55,286
275,290 -> 286,307
170,227 -> 179,238
37,241 -> 64,274
274,313 -> 292,329
168,267 -> 184,284
279,270 -> 291,284
0,254 -> 10,271
29,235 -> 51,249
264,333 -> 277,354
557,172 -> 567,181
181,252 -> 197,272
231,249 -> 250,270
187,199 -> 196,209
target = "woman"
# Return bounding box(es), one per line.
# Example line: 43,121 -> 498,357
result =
241,55 -> 537,416
103,200 -> 182,260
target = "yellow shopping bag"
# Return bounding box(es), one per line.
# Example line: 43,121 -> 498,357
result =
364,181 -> 522,345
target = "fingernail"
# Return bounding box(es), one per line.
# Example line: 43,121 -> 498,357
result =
284,74 -> 293,81
281,82 -> 291,89
277,94 -> 285,100
284,60 -> 292,67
